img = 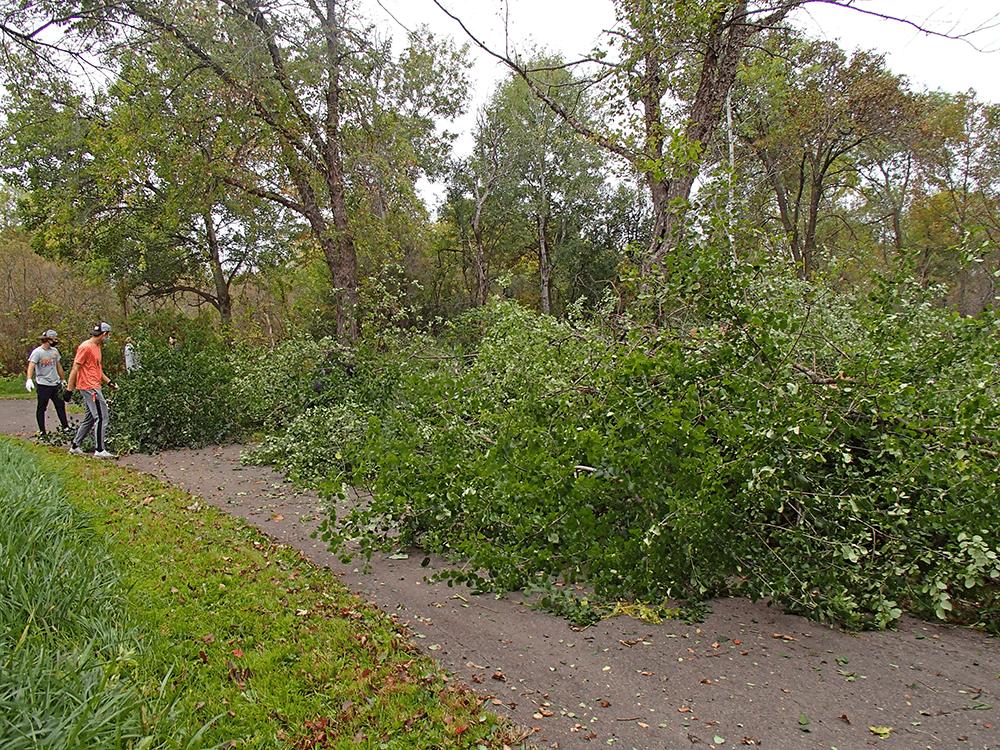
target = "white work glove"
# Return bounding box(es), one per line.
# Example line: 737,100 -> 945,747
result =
61,379 -> 67,388
25,379 -> 34,392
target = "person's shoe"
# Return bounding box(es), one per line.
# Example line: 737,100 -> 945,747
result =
68,445 -> 84,455
93,450 -> 115,459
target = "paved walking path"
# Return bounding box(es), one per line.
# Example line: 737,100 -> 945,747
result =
3,398 -> 997,750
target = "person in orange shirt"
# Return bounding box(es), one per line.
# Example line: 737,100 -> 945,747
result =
65,322 -> 119,458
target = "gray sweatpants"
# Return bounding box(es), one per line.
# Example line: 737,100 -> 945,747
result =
73,388 -> 109,452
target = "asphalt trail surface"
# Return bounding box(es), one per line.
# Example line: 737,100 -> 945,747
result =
3,398 -> 997,750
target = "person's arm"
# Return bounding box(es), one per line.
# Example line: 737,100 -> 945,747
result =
66,360 -> 81,392
26,360 -> 35,391
57,358 -> 66,382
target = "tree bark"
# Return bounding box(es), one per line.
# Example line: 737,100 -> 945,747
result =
537,213 -> 552,315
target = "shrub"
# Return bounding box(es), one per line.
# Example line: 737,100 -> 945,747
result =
112,335 -> 241,452
310,280 -> 1000,632
228,335 -> 336,433
244,402 -> 370,486
237,337 -> 400,483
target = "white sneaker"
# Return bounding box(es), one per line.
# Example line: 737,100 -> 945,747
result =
93,450 -> 115,459
68,446 -> 84,455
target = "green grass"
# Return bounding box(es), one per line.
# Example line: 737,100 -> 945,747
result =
0,375 -> 32,398
0,437 -> 524,749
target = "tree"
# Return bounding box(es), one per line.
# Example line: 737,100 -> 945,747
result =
0,44 -> 292,328
2,0 -> 470,342
436,0 -> 814,280
732,34 -> 913,278
488,57 -> 606,315
448,105 -> 515,308
904,92 -> 1000,313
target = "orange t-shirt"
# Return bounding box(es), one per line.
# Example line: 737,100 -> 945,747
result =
73,340 -> 104,390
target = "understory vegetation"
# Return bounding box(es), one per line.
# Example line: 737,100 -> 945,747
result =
232,264 -> 1000,633
0,438 -> 516,749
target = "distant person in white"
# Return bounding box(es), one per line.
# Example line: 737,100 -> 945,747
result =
124,336 -> 140,373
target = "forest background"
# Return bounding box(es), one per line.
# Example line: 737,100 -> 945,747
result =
1,0 -> 999,634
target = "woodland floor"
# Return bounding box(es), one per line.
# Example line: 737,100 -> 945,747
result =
2,397 -> 998,750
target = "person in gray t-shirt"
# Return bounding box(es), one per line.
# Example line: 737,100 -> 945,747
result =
26,329 -> 69,434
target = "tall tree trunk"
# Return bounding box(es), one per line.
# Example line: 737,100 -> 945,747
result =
801,166 -> 825,280
471,180 -> 491,306
204,206 -> 233,330
474,235 -> 488,306
643,1 -> 776,275
537,213 -> 552,315
323,0 -> 359,343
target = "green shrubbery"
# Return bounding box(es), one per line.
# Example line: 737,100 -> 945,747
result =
244,402 -> 370,485
115,261 -> 1000,632
112,334 -> 241,453
236,336 -> 398,484
289,267 -> 1000,632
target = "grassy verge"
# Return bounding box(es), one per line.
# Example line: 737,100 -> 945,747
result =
0,375 -> 32,399
1,437 -> 524,749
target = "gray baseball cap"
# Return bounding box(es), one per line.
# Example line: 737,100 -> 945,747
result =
93,322 -> 112,335
41,329 -> 58,339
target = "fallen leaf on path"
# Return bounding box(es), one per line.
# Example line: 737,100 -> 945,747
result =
869,726 -> 892,738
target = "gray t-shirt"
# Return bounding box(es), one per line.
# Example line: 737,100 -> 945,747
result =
28,346 -> 62,386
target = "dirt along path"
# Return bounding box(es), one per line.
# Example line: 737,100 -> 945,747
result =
2,397 -> 998,750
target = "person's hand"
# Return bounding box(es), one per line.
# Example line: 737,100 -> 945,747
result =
108,381 -> 119,391
25,379 -> 34,392
61,379 -> 67,388
63,389 -> 74,402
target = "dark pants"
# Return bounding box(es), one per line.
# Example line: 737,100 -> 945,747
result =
35,383 -> 69,433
